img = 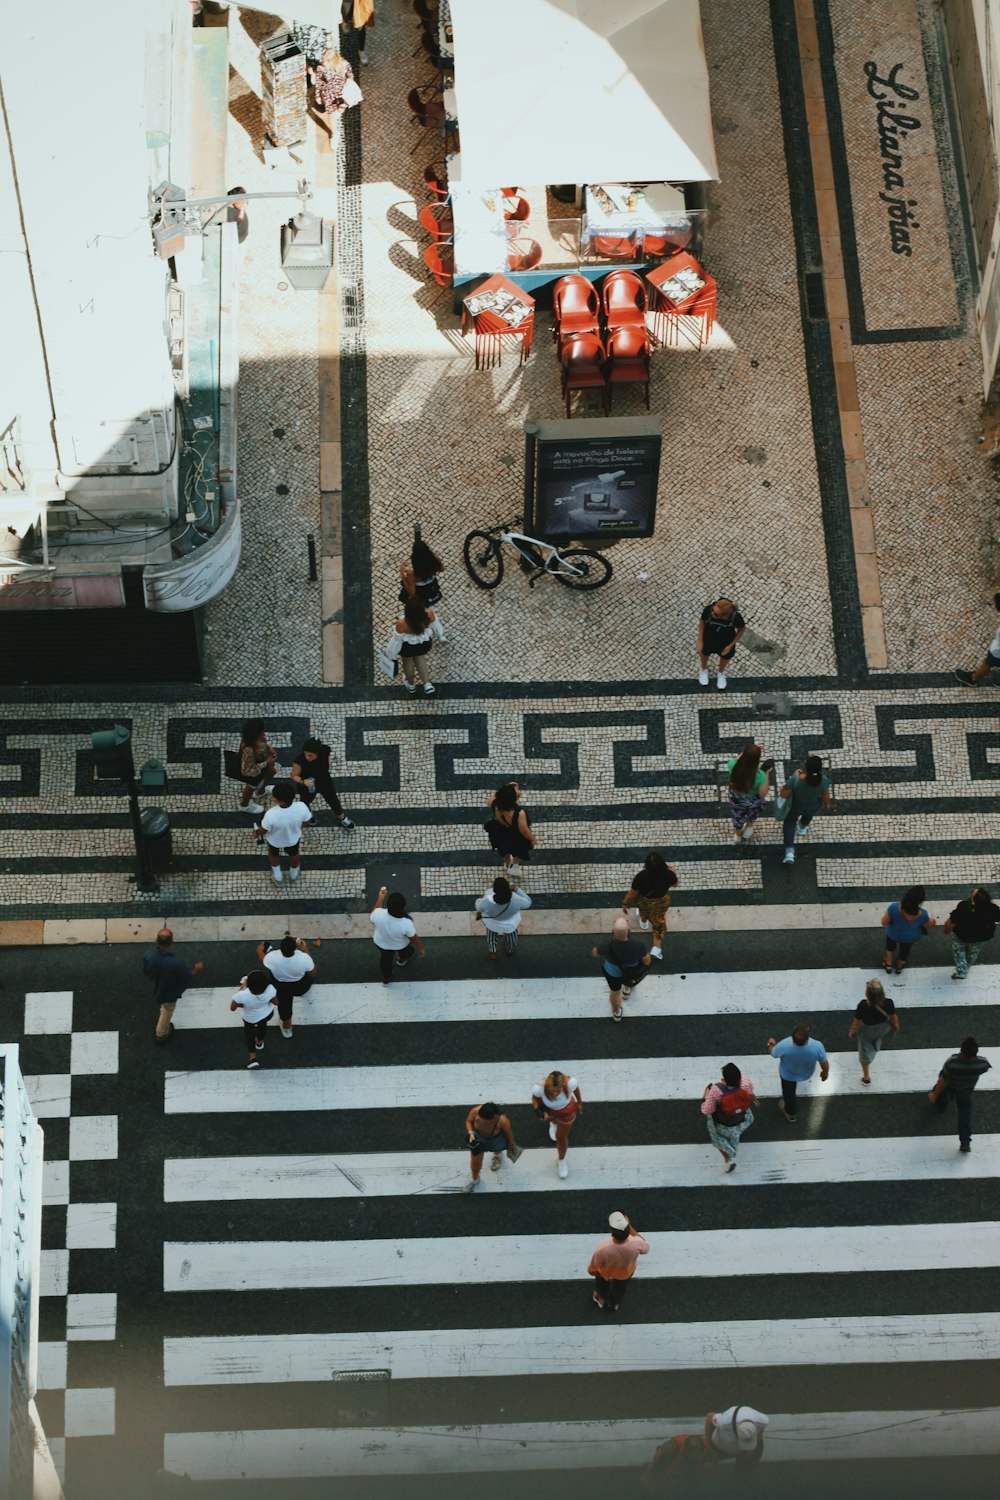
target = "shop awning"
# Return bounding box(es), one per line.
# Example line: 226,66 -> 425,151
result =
449,0 -> 718,188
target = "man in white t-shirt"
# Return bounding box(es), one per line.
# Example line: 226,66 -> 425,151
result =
703,1404 -> 769,1464
257,934 -> 317,1039
955,592 -> 1000,685
369,886 -> 425,983
253,782 -> 313,884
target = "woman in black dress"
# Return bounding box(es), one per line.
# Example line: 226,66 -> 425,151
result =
289,737 -> 354,829
484,781 -> 536,874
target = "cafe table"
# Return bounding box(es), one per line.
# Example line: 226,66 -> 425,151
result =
461,273 -> 536,369
446,155 -> 511,276
645,252 -> 717,348
583,182 -> 692,249
439,0 -> 454,61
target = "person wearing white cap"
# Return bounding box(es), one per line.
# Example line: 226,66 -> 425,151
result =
703,1403 -> 769,1464
587,1211 -> 649,1312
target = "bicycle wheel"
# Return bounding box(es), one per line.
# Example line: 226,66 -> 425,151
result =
463,530 -> 504,589
552,548 -> 613,590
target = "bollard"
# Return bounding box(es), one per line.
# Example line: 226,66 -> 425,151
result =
307,533 -> 317,581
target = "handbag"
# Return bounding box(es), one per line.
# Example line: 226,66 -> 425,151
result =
224,749 -> 256,784
377,647 -> 399,679
341,76 -> 364,107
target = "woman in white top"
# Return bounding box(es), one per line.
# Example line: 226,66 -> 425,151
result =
230,970 -> 277,1070
531,1069 -> 583,1179
475,876 -> 532,959
386,596 -> 444,696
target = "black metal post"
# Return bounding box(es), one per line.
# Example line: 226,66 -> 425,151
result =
523,423 -> 539,530
126,772 -> 158,893
307,533 -> 318,581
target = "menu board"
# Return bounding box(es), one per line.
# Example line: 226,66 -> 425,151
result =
529,419 -> 661,541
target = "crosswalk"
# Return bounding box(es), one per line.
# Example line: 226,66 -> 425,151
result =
146,963 -> 1000,1486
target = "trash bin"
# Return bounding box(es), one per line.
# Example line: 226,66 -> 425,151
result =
140,807 -> 172,872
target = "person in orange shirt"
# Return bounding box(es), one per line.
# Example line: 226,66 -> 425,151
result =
587,1210 -> 649,1312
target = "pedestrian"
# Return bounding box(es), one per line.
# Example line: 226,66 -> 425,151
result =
701,1062 -> 758,1172
849,978 -> 899,1086
461,1101 -> 524,1192
776,753 -> 831,865
341,0 -> 374,66
308,44 -> 359,150
483,781 -> 537,872
726,743 -> 774,844
954,592 -> 1000,685
767,1023 -> 829,1125
257,933 -> 317,1040
696,597 -> 746,690
621,851 -> 679,961
588,1210 -> 649,1312
531,1069 -> 583,1179
943,886 -> 1000,980
592,915 -> 651,1021
928,1036 -> 991,1153
475,875 -> 532,959
369,885 -> 425,983
142,928 -> 204,1045
880,885 -> 935,976
229,970 -> 277,1070
236,717 -> 276,814
398,534 -> 444,617
703,1405 -> 769,1464
386,595 -> 444,696
253,780 -> 313,885
288,735 -> 355,830
225,186 -> 249,250
640,1433 -> 708,1485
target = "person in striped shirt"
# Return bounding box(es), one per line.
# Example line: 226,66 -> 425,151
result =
928,1037 -> 991,1153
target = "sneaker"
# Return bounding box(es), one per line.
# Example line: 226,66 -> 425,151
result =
338,816 -> 355,830
280,1026 -> 293,1039
359,48 -> 369,63
797,825 -> 811,842
777,1099 -> 797,1124
954,670 -> 976,686
650,946 -> 662,960
951,972 -> 965,980
395,954 -> 411,968
697,668 -> 710,686
557,1159 -> 568,1179
637,915 -> 651,930
422,682 -> 436,695
592,1291 -> 606,1308
490,1153 -> 501,1171
404,682 -> 419,694
507,1142 -> 524,1163
621,984 -> 632,997
783,849 -> 795,865
271,867 -> 284,884
612,1007 -> 623,1021
289,867 -> 300,881
741,825 -> 754,841
247,1059 -> 260,1069
243,801 -> 264,815
725,1159 -> 737,1173
255,1040 -> 264,1051
960,1143 -> 971,1153
549,1122 -> 557,1141
716,671 -> 728,690
461,1177 -> 482,1192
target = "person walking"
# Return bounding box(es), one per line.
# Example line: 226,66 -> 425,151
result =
880,885 -> 935,976
703,1405 -> 769,1465
398,534 -> 444,618
587,1211 -> 649,1312
230,970 -> 277,1070
308,44 -> 358,149
483,781 -> 537,872
386,595 -> 444,696
257,934 -> 317,1039
928,1037 -> 991,1152
531,1069 -> 582,1179
461,1101 -> 524,1192
475,875 -> 532,959
289,736 -> 355,830
701,1063 -> 758,1172
849,978 -> 899,1086
944,886 -> 1000,980
767,1023 -> 829,1125
370,886 -> 425,983
253,781 -> 314,884
236,718 -> 276,813
776,754 -> 831,865
142,928 -> 204,1045
621,852 -> 679,961
592,915 -> 651,1020
726,743 -> 774,844
696,597 -> 746,690
954,592 -> 1000,685
341,0 -> 374,66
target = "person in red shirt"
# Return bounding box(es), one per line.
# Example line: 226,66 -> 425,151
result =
587,1210 -> 649,1312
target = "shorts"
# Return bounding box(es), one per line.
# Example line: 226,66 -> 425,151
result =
265,839 -> 300,855
987,647 -> 1000,668
603,966 -> 645,995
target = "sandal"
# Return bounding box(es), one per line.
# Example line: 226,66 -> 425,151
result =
612,1008 -> 623,1022
882,961 -> 893,974
894,961 -> 906,975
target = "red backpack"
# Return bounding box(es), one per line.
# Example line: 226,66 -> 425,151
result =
717,1084 -> 753,1124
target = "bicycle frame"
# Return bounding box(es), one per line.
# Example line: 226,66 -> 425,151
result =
500,529 -> 586,581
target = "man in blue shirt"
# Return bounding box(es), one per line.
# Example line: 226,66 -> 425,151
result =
767,1023 -> 829,1124
142,928 -> 203,1044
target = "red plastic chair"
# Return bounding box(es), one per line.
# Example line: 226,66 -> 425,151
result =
418,202 -> 454,242
641,226 -> 692,257
423,163 -> 449,200
561,331 -> 608,417
602,269 -> 646,332
423,244 -> 454,304
407,89 -> 445,154
507,237 -> 542,272
606,325 -> 651,411
592,233 -> 637,261
503,195 -> 530,222
553,274 -> 600,353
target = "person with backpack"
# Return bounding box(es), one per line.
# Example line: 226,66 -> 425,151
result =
849,978 -> 899,1086
776,753 -> 831,865
592,914 -> 652,1020
701,1063 -> 758,1171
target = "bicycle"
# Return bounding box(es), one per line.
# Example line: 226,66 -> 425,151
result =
462,519 -> 613,591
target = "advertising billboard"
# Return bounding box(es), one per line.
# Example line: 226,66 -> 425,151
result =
529,417 -> 661,542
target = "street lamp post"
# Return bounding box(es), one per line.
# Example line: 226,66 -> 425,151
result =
90,726 -> 158,894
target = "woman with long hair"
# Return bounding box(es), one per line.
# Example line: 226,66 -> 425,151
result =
308,44 -> 357,148
389,594 -> 444,695
289,735 -> 354,829
701,1062 -> 758,1172
460,1101 -> 523,1192
621,851 -> 680,961
484,780 -> 537,873
475,874 -> 532,959
530,1069 -> 582,1179
880,886 -> 935,977
849,979 -> 900,1084
237,718 -> 275,813
398,536 -> 444,621
726,742 -> 773,844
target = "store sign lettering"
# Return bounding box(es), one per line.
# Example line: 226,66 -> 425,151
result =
864,60 -> 921,257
